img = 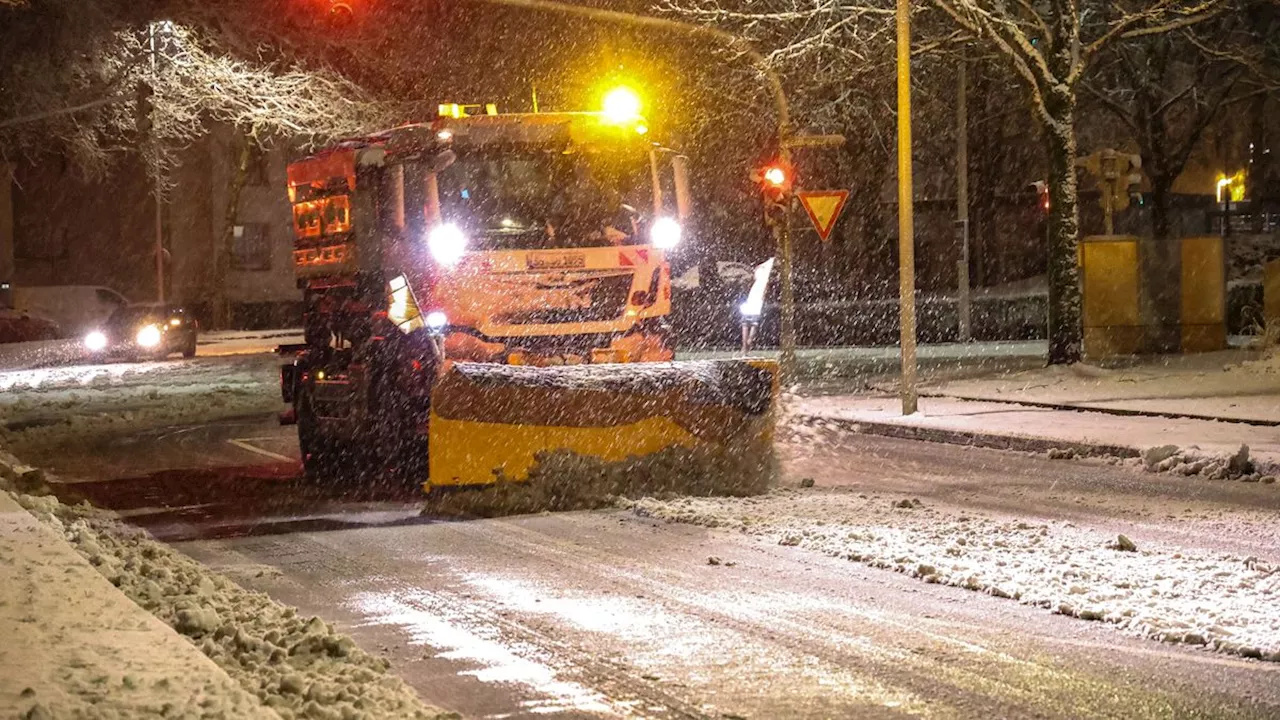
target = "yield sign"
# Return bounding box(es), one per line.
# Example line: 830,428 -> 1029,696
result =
798,190 -> 850,242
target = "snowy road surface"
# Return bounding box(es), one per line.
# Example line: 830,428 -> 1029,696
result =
0,329 -> 302,372
23,403 -> 1280,718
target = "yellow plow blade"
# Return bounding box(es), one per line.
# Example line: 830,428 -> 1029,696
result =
427,359 -> 778,491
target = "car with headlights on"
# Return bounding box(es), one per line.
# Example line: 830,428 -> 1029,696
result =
84,303 -> 199,360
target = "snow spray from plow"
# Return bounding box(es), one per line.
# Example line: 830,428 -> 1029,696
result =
427,359 -> 779,492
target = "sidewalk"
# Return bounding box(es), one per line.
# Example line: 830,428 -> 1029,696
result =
794,348 -> 1280,474
0,489 -> 276,719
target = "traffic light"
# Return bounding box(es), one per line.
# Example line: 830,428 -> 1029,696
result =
1111,153 -> 1143,212
753,161 -> 793,199
751,161 -> 793,224
1077,149 -> 1143,211
135,81 -> 154,135
1031,180 -> 1050,213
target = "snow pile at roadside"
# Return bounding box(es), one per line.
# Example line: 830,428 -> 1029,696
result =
0,355 -> 280,457
10,486 -> 456,720
632,488 -> 1280,662
1,491 -> 277,720
1140,443 -> 1277,481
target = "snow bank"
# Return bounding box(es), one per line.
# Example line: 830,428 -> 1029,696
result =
632,488 -> 1280,662
1,490 -> 277,720
8,484 -> 455,720
1139,443 -> 1277,482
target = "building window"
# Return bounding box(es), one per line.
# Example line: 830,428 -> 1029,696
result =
245,147 -> 270,186
231,223 -> 271,271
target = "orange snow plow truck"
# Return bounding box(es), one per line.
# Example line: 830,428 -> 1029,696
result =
278,102 -> 777,491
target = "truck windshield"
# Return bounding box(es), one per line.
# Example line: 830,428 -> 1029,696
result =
436,148 -> 650,250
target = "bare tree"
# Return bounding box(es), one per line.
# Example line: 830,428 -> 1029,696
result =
131,23 -> 398,324
931,0 -> 1227,363
1081,9 -> 1278,349
1,2 -> 400,325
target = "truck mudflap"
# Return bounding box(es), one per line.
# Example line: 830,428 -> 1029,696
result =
426,359 -> 778,490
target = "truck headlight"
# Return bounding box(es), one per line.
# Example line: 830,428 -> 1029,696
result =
650,217 -> 682,249
427,223 -> 468,266
136,324 -> 162,348
84,331 -> 107,352
426,311 -> 448,334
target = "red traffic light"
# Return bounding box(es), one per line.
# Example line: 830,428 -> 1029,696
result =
1031,180 -> 1050,212
753,161 -> 794,198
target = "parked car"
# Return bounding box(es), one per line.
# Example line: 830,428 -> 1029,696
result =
0,308 -> 61,344
85,303 -> 199,360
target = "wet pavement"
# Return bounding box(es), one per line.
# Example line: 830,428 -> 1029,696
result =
26,410 -> 1280,719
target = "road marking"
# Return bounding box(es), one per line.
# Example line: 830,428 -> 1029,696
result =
228,438 -> 297,463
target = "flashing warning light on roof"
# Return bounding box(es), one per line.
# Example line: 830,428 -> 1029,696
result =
602,87 -> 642,123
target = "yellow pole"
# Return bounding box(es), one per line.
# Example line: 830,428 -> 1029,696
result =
896,0 -> 918,415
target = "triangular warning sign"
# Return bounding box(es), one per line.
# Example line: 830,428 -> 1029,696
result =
798,190 -> 850,242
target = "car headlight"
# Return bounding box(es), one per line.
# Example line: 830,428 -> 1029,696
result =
427,223 -> 467,266
136,324 -> 162,348
650,217 -> 682,249
84,331 -> 107,352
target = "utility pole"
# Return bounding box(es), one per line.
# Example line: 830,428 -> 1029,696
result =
896,0 -> 918,415
148,22 -> 166,304
776,136 -> 796,382
955,55 -> 971,343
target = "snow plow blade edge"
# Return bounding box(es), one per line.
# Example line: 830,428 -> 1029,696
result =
427,359 -> 778,489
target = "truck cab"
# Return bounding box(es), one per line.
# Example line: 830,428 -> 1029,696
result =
286,103 -> 690,366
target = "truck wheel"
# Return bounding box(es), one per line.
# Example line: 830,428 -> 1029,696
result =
296,395 -> 343,483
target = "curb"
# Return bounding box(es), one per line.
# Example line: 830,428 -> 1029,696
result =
794,414 -> 1141,460
917,392 -> 1280,428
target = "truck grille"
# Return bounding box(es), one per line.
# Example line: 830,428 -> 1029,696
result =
496,274 -> 633,325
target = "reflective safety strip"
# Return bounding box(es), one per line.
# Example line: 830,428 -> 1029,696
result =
617,248 -> 651,267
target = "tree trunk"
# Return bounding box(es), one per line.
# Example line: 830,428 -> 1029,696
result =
213,135 -> 252,330
1043,101 -> 1083,365
1144,172 -> 1181,352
